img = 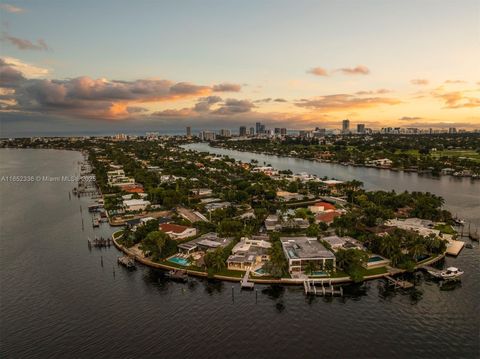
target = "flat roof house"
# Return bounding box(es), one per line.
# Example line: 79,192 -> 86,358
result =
265,214 -> 281,231
178,232 -> 233,254
280,236 -> 335,276
321,235 -> 365,251
123,199 -> 151,212
159,223 -> 197,240
227,238 -> 271,272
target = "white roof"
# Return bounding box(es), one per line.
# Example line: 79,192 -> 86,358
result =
123,199 -> 150,206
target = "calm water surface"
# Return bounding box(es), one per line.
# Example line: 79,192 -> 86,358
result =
0,148 -> 479,359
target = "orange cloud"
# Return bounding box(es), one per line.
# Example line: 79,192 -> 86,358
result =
433,90 -> 480,109
307,67 -> 328,76
337,65 -> 370,75
295,94 -> 400,112
411,78 -> 429,85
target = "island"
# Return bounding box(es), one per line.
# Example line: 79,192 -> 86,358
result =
2,136 -> 469,291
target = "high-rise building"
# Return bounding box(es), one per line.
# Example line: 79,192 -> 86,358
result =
449,127 -> 457,134
239,126 -> 247,136
274,128 -> 281,135
219,129 -> 232,137
186,126 -> 191,137
255,122 -> 261,134
342,119 -> 350,134
249,127 -> 255,136
280,128 -> 287,136
199,130 -> 216,141
357,124 -> 365,134
146,132 -> 159,140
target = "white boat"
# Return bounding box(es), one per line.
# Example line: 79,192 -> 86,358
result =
440,267 -> 464,280
426,266 -> 464,280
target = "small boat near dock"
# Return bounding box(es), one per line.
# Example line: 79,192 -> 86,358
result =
425,266 -> 464,281
118,256 -> 136,269
165,269 -> 188,282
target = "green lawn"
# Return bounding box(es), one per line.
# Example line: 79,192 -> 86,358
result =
431,149 -> 480,162
434,224 -> 456,235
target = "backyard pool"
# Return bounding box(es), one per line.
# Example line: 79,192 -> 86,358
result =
254,267 -> 266,275
167,256 -> 190,266
311,271 -> 328,277
368,255 -> 386,263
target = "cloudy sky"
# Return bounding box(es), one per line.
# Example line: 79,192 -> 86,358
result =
1,0 -> 479,136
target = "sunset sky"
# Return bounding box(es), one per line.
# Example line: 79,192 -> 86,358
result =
1,0 -> 479,136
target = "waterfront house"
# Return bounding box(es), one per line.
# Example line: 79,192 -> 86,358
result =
226,237 -> 271,271
178,232 -> 233,254
370,158 -> 393,167
123,199 -> 151,212
280,237 -> 336,276
385,218 -> 439,237
159,223 -> 197,240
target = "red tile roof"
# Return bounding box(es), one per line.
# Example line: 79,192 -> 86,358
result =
312,201 -> 336,210
159,223 -> 190,234
124,185 -> 144,193
315,211 -> 341,223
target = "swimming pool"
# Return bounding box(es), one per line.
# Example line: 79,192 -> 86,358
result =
168,256 -> 190,266
254,267 -> 266,275
368,255 -> 385,263
311,271 -> 328,277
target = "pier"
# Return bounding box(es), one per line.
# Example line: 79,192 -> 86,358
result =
445,239 -> 465,256
118,256 -> 136,269
303,279 -> 343,296
384,275 -> 414,289
240,270 -> 254,289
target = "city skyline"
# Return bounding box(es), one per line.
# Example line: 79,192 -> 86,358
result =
1,0 -> 479,137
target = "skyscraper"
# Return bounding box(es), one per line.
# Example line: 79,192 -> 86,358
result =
357,124 -> 365,134
249,127 -> 255,136
239,126 -> 247,136
255,122 -> 261,134
220,129 -> 232,137
342,119 -> 350,134
186,126 -> 191,137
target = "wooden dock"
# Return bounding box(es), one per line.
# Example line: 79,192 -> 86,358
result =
384,275 -> 414,289
445,239 -> 465,256
240,270 -> 254,289
303,279 -> 343,296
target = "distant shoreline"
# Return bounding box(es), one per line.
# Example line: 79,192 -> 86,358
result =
205,143 -> 479,180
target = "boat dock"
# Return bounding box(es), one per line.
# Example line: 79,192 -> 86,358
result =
117,256 -> 136,269
446,239 -> 465,256
240,270 -> 254,289
303,279 -> 343,296
384,275 -> 414,289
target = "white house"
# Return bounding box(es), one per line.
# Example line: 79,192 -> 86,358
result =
371,158 -> 393,167
123,199 -> 151,212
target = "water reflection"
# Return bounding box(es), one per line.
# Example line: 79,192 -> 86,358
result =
204,279 -> 225,295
